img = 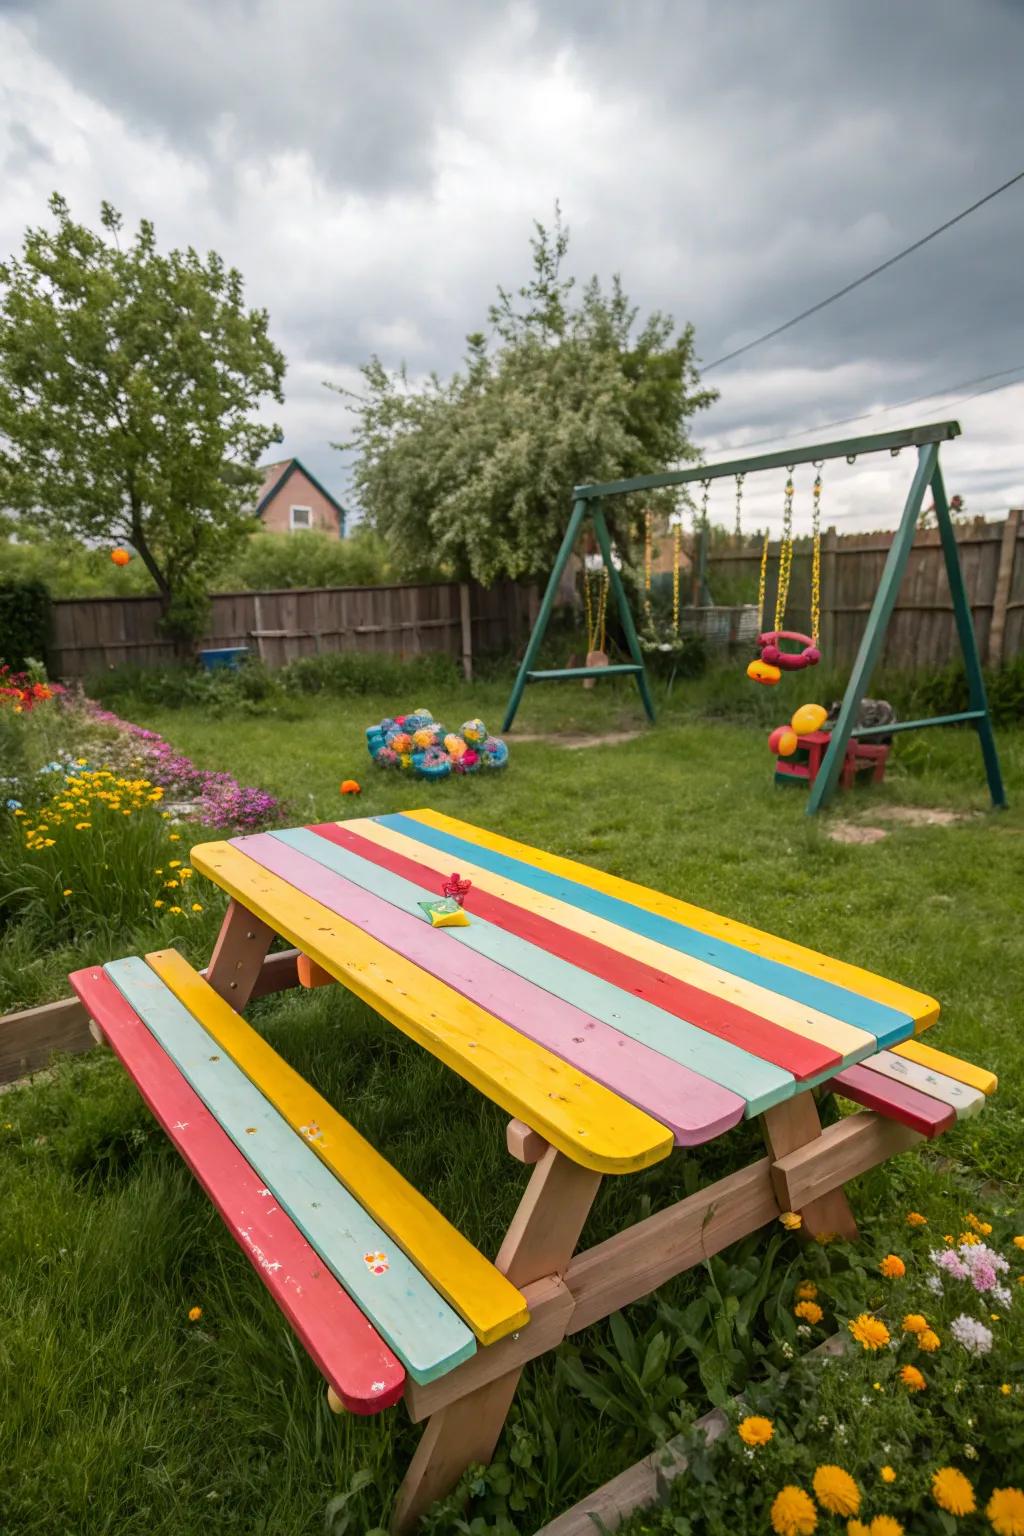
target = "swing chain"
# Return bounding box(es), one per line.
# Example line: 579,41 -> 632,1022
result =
734,472 -> 745,539
811,464 -> 823,645
700,479 -> 711,529
672,522 -> 682,631
582,560 -> 608,654
774,467 -> 796,631
757,529 -> 770,631
643,507 -> 653,622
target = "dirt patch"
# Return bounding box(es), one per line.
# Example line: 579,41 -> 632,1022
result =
871,806 -> 975,827
827,823 -> 889,845
511,731 -> 643,750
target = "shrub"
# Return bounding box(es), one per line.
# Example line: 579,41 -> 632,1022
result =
0,579 -> 51,669
219,526 -> 398,590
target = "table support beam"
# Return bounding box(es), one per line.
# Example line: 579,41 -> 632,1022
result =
392,1148 -> 602,1533
204,898 -> 276,1008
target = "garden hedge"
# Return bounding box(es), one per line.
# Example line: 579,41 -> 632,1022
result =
0,579 -> 52,670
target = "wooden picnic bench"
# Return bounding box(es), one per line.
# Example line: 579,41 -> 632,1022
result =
69,809 -> 997,1531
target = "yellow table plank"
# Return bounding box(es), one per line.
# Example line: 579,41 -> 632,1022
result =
891,1038 -> 997,1096
147,947 -> 529,1346
408,810 -> 940,1033
190,841 -> 673,1176
356,819 -> 877,1063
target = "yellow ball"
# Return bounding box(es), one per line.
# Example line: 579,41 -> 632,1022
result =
777,729 -> 799,757
791,704 -> 827,736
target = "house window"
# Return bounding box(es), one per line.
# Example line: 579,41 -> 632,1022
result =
290,505 -> 312,531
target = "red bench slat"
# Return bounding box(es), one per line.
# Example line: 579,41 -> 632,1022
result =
69,966 -> 405,1414
830,1062 -> 956,1138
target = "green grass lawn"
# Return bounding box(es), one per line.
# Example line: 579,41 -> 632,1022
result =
1,673 -> 1021,1534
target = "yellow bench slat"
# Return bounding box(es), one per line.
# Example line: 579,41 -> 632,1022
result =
190,841 -> 673,1175
147,947 -> 529,1346
891,1038 -> 997,1096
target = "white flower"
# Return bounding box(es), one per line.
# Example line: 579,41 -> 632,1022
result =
860,1396 -> 871,1406
992,1284 -> 1012,1307
817,1416 -> 830,1429
797,1324 -> 811,1337
926,1274 -> 944,1295
951,1315 -> 993,1355
836,1425 -> 847,1440
781,1341 -> 794,1359
964,1444 -> 978,1460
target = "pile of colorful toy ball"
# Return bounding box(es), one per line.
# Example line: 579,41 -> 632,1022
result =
767,702 -> 828,756
366,708 -> 509,780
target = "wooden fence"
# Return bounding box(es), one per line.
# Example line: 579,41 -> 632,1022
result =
48,580 -> 538,679
706,510 -> 1024,670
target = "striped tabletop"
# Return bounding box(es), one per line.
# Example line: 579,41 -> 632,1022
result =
190,811 -> 940,1157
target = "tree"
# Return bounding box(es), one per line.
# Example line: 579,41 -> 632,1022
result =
0,196 -> 285,641
336,211 -> 717,585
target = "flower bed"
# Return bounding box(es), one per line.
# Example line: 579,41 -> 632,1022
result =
605,1208 -> 1024,1536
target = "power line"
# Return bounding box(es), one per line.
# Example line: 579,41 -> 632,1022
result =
706,362 -> 1024,458
702,169 -> 1024,373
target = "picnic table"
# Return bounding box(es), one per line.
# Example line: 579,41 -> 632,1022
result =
70,810 -> 996,1532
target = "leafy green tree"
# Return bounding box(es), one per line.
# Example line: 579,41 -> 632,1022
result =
337,211 -> 717,584
0,196 -> 285,640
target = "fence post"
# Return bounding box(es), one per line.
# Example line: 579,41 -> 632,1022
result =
459,583 -> 473,682
988,508 -> 1022,667
820,526 -> 838,661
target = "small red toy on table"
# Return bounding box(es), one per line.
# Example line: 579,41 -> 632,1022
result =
773,726 -> 889,791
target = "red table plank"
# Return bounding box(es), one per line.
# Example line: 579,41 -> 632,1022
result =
830,1062 -> 956,1138
69,966 -> 405,1414
315,822 -> 841,1083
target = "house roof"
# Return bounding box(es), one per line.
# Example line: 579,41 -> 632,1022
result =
254,457 -> 349,522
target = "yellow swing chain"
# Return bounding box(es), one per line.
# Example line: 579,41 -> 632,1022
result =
583,563 -> 609,653
672,520 -> 681,631
643,508 -> 653,623
773,468 -> 795,631
810,465 -> 823,644
757,529 -> 770,630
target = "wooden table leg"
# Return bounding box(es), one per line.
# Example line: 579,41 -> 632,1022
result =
761,1093 -> 858,1242
204,898 -> 276,1009
391,1146 -> 602,1533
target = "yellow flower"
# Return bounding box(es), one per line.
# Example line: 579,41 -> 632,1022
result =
62,888 -> 73,897
987,1487 -> 1024,1536
795,1281 -> 818,1300
960,1231 -> 981,1246
1013,1236 -> 1024,1250
880,1466 -> 896,1484
168,833 -> 181,840
154,868 -> 163,875
771,1487 -> 817,1536
191,902 -> 203,912
870,1519 -> 903,1536
848,1315 -> 890,1351
169,905 -> 183,915
905,1211 -> 927,1226
74,821 -> 91,830
188,1306 -> 202,1322
179,867 -> 193,879
76,757 -> 87,765
900,1365 -> 926,1392
737,1415 -> 774,1447
902,1314 -> 928,1334
879,1254 -> 905,1278
780,1211 -> 803,1231
918,1329 -> 940,1352
812,1466 -> 860,1517
165,880 -> 179,889
872,1382 -> 883,1392
1001,1384 -> 1013,1396
153,900 -> 164,909
795,1301 -> 824,1325
169,859 -> 181,868
848,1523 -> 871,1536
42,838 -> 54,847
932,1467 -> 975,1516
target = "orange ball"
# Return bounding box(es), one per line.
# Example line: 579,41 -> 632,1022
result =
110,547 -> 131,567
776,728 -> 799,757
747,658 -> 782,686
339,779 -> 361,795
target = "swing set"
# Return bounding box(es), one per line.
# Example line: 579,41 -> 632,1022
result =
502,419 -> 1007,816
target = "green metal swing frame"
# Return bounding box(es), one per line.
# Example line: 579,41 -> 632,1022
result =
502,418 -> 1007,816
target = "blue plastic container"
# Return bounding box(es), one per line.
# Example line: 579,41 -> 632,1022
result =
198,646 -> 250,672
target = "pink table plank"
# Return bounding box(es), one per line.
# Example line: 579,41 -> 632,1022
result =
232,833 -> 746,1147
69,966 -> 405,1414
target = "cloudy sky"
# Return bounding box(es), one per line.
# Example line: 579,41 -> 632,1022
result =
1,0 -> 1022,532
